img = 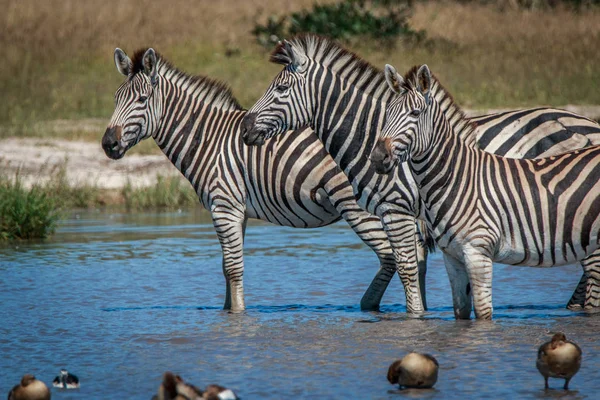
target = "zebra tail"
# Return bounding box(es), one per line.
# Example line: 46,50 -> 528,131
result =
417,219 -> 436,253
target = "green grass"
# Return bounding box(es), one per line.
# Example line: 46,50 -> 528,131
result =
0,175 -> 60,240
122,175 -> 199,210
0,168 -> 200,240
1,1 -> 599,139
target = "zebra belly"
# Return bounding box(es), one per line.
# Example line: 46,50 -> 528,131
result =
495,240 -> 600,267
243,128 -> 346,228
244,193 -> 341,228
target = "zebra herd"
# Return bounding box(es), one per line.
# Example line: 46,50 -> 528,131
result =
102,35 -> 600,320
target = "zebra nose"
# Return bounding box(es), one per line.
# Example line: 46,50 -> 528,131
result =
241,113 -> 257,139
102,126 -> 123,159
370,139 -> 392,174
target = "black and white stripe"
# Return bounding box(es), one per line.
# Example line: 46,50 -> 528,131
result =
102,47 -> 400,311
242,35 -> 600,315
373,64 -> 600,319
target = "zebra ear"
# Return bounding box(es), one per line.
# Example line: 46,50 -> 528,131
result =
417,64 -> 432,104
283,40 -> 308,73
142,48 -> 158,86
384,64 -> 404,94
114,48 -> 132,76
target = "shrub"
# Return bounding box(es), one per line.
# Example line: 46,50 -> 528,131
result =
253,0 -> 425,48
0,176 -> 60,240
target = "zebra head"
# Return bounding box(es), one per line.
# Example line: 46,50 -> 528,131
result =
102,48 -> 162,159
242,40 -> 313,146
371,64 -> 432,174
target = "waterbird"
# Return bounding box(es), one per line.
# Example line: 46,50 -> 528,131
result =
7,374 -> 51,400
152,372 -> 238,400
387,352 -> 439,389
52,369 -> 79,389
536,332 -> 582,390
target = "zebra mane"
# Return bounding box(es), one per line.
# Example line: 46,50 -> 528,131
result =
130,48 -> 242,112
271,35 -> 391,100
403,66 -> 477,146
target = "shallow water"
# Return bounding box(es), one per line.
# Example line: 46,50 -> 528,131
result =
1,209 -> 598,399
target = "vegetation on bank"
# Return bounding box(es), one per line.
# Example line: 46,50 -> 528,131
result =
1,0 -> 600,138
0,169 -> 199,240
0,176 -> 59,240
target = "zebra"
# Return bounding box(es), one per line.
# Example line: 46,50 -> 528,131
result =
101,47 -> 410,312
371,63 -> 600,319
240,34 -> 600,315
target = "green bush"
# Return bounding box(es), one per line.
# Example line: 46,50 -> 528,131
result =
0,176 -> 60,240
253,0 -> 425,48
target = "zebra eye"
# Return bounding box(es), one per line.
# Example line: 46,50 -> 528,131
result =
411,109 -> 421,117
138,95 -> 148,103
275,84 -> 289,93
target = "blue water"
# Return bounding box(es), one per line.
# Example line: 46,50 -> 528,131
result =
1,209 -> 599,399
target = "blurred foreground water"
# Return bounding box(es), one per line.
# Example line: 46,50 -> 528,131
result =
1,209 -> 598,399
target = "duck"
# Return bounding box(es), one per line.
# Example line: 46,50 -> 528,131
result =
201,384 -> 238,400
387,352 -> 439,389
152,372 -> 238,400
7,374 -> 51,400
52,369 -> 79,389
536,332 -> 582,390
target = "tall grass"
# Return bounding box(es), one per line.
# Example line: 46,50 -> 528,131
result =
1,0 -> 599,138
0,167 -> 200,240
0,175 -> 59,240
122,175 -> 199,210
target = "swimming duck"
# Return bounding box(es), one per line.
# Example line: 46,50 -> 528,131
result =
201,384 -> 238,400
152,372 -> 238,400
536,332 -> 582,390
7,374 -> 51,400
387,352 -> 439,389
52,369 -> 79,389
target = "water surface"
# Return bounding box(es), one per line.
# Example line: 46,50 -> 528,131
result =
1,209 -> 598,399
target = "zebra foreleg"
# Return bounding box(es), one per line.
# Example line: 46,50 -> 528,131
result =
443,252 -> 472,319
212,207 -> 247,312
464,250 -> 494,320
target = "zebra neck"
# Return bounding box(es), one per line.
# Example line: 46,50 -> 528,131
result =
311,76 -> 390,180
152,84 -> 245,187
429,80 -> 477,148
412,103 -> 481,213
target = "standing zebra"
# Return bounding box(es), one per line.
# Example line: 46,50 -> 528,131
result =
371,64 -> 600,319
102,47 -> 401,312
241,35 -> 600,314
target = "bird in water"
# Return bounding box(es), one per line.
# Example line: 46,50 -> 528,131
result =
387,352 -> 439,389
536,332 -> 582,390
7,374 -> 51,400
152,372 -> 238,400
52,369 -> 79,389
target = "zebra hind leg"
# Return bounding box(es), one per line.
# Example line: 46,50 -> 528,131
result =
322,185 -> 397,311
569,251 -> 600,310
336,208 -> 396,311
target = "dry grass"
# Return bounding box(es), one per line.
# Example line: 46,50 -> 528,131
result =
1,0 -> 599,139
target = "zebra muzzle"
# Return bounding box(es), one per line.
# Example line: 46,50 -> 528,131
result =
241,113 -> 266,146
370,138 -> 394,174
102,125 -> 125,159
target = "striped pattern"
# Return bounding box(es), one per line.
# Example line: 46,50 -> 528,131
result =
102,48 -> 400,311
374,64 -> 600,319
242,35 -> 600,316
